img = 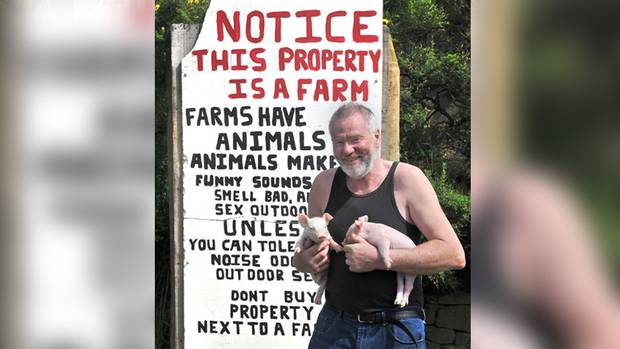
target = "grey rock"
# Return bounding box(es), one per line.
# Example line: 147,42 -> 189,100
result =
436,305 -> 470,332
425,306 -> 437,325
454,332 -> 470,345
426,341 -> 440,349
426,326 -> 455,344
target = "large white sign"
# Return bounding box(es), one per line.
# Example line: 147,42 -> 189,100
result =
181,1 -> 382,347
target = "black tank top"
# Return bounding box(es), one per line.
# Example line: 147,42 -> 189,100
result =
324,162 -> 423,313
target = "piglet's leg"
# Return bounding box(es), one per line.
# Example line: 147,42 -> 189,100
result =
401,274 -> 416,307
314,273 -> 327,304
329,239 -> 343,252
293,236 -> 305,253
394,272 -> 405,307
374,240 -> 393,269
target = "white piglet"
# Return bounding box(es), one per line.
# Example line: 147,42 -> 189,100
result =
295,213 -> 342,304
345,215 -> 417,307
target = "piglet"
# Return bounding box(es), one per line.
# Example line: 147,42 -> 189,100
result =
295,213 -> 342,304
345,215 -> 417,307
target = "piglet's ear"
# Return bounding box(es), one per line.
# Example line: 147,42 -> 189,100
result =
298,214 -> 309,227
354,220 -> 364,233
358,215 -> 369,222
323,213 -> 333,223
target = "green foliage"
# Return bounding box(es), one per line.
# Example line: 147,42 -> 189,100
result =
386,0 -> 471,294
156,0 -> 210,41
424,164 -> 471,293
431,165 -> 470,236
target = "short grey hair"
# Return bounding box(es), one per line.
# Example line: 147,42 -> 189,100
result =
328,103 -> 379,136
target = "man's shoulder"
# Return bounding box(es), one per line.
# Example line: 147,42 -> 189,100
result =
393,162 -> 433,197
313,168 -> 338,187
394,162 -> 426,182
308,168 -> 339,215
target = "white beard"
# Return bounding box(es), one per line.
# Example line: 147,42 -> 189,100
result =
338,147 -> 379,179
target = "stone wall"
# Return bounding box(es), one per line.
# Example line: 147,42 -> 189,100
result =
425,293 -> 470,349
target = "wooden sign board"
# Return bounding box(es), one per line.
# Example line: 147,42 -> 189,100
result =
179,1 -> 383,347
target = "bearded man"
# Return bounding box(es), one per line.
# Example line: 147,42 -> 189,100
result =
293,103 -> 466,349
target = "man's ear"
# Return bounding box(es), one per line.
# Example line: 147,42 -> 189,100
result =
374,129 -> 381,146
298,214 -> 309,227
323,213 -> 333,223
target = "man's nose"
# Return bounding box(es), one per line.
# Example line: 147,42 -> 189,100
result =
342,142 -> 354,155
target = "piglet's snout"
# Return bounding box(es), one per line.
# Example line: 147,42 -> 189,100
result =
314,228 -> 330,240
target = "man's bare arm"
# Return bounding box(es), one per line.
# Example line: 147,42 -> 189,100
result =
292,169 -> 335,274
390,165 -> 465,273
344,165 -> 465,274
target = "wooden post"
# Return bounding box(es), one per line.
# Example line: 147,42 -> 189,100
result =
169,23 -> 201,349
381,25 -> 400,161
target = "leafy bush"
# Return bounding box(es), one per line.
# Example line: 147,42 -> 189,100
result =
424,164 -> 470,293
386,0 -> 471,294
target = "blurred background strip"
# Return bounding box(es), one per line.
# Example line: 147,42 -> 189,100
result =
472,0 -> 620,347
3,1 -> 154,348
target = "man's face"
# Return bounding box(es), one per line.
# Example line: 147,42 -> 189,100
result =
330,112 -> 380,179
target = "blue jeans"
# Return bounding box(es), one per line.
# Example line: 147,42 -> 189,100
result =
308,305 -> 426,349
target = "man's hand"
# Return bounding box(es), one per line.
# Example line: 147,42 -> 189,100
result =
293,240 -> 330,274
343,233 -> 385,272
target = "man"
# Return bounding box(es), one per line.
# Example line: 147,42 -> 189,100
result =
293,103 -> 466,348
